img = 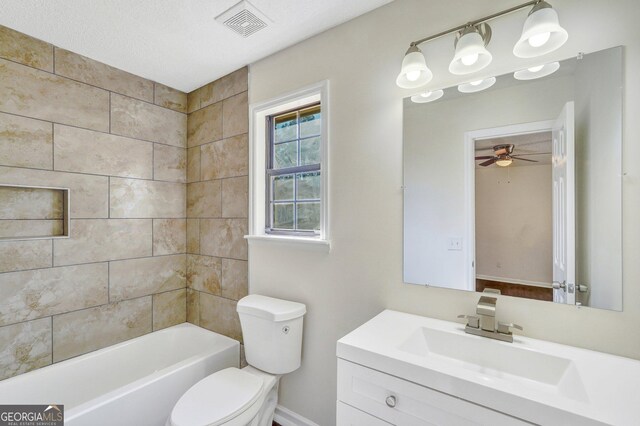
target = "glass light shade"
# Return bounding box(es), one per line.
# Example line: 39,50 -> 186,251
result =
410,89 -> 444,104
449,31 -> 492,75
496,156 -> 513,167
396,47 -> 433,89
514,61 -> 560,80
513,6 -> 568,58
458,76 -> 496,93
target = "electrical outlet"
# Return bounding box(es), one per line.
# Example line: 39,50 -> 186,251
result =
448,237 -> 462,251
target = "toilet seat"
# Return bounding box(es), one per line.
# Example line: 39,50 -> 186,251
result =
170,368 -> 264,426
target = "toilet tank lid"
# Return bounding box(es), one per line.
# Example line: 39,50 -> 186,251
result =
237,295 -> 306,321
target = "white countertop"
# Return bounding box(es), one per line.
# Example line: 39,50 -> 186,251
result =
337,310 -> 640,425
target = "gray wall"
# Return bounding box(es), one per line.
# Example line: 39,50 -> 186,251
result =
248,1 -> 640,424
574,47 -> 623,310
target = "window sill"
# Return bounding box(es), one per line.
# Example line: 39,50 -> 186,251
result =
245,234 -> 331,252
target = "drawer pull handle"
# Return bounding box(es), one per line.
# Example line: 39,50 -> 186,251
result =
385,395 -> 397,408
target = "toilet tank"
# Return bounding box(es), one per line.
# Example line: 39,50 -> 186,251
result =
237,295 -> 306,375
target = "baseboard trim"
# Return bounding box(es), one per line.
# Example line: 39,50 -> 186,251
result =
274,405 -> 319,426
476,274 -> 552,289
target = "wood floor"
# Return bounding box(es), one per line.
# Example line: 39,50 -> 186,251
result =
476,278 -> 552,301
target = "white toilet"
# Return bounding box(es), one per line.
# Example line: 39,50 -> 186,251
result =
168,294 -> 306,426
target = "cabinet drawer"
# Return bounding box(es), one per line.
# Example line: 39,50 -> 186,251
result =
337,359 -> 529,426
337,401 -> 393,426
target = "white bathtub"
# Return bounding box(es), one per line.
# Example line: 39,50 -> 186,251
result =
0,323 -> 239,426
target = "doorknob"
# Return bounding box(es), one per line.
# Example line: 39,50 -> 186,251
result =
552,280 -> 566,290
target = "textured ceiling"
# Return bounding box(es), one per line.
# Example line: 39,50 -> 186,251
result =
0,0 -> 392,92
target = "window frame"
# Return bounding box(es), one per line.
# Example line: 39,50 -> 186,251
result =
248,80 -> 330,247
265,103 -> 322,236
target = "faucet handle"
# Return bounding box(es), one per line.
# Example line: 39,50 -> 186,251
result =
457,314 -> 480,329
497,322 -> 523,335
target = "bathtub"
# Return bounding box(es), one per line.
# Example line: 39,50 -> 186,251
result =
0,323 -> 239,426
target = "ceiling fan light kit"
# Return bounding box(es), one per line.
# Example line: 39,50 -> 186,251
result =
495,155 -> 514,167
398,0 -> 568,103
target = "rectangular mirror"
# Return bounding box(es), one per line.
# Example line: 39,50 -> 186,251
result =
403,46 -> 622,311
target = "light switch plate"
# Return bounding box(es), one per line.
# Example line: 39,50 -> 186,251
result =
448,237 -> 462,250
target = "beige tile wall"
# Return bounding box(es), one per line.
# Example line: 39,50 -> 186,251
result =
0,25 -> 249,382
0,25 -> 188,380
185,68 -> 249,344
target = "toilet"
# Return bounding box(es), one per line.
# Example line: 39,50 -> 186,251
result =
168,294 -> 306,426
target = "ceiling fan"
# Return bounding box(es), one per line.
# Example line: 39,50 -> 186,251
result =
475,144 -> 546,167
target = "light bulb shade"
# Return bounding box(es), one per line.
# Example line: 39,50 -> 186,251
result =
514,61 -> 560,80
410,89 -> 444,103
449,29 -> 493,75
396,46 -> 433,89
458,77 -> 496,93
513,6 -> 568,58
496,156 -> 513,167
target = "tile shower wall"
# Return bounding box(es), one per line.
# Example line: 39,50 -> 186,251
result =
185,68 -> 249,344
0,25 -> 188,380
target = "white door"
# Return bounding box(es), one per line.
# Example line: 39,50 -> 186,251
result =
552,102 -> 575,304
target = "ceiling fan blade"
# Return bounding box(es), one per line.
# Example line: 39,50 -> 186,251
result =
479,158 -> 496,167
475,156 -> 494,160
513,153 -> 551,156
513,157 -> 538,163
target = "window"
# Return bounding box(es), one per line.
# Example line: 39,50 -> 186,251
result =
266,104 -> 321,235
249,80 -> 329,246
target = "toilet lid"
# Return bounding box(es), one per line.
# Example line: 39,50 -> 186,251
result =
170,368 -> 263,426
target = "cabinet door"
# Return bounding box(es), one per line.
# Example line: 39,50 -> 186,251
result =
337,401 -> 393,426
337,360 -> 529,426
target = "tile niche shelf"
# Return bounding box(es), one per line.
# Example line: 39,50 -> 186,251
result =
0,184 -> 70,241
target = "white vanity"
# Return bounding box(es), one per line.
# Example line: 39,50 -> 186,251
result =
336,310 -> 640,425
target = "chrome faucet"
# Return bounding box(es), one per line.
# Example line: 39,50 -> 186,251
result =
457,290 -> 523,343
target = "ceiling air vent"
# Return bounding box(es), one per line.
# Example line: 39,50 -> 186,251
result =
215,0 -> 270,38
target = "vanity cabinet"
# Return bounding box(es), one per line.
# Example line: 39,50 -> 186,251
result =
337,359 -> 528,425
337,310 -> 640,425
337,401 -> 392,425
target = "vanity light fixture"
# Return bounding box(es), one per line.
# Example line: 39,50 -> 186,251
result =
458,77 -> 496,93
513,1 -> 568,58
495,155 -> 513,167
396,45 -> 433,89
410,89 -> 444,103
513,61 -> 560,80
449,23 -> 493,75
395,1 -> 568,88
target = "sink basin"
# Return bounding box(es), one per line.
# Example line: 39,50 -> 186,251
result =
398,326 -> 588,401
337,309 -> 640,425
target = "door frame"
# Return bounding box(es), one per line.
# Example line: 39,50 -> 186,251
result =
463,120 -> 555,291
